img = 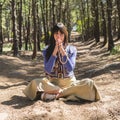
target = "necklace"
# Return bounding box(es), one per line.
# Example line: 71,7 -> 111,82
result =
57,45 -> 68,65
58,52 -> 68,64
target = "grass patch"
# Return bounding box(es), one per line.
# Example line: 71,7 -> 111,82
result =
111,45 -> 120,55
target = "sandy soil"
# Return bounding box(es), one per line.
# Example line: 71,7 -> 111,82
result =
0,40 -> 120,120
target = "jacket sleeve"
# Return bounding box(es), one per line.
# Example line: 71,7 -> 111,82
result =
63,46 -> 77,72
42,48 -> 57,74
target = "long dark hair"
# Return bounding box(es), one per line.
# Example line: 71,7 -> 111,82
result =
46,23 -> 68,61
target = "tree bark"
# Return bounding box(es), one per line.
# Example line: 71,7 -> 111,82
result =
11,0 -> 18,56
58,0 -> 62,22
0,4 -> 3,54
26,1 -> 31,50
32,0 -> 37,59
40,0 -> 47,45
93,0 -> 100,43
107,0 -> 114,51
100,0 -> 107,47
36,4 -> 42,51
66,0 -> 71,42
18,0 -> 22,50
116,0 -> 120,40
52,0 -> 55,25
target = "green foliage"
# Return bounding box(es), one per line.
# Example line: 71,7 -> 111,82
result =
76,20 -> 82,33
111,45 -> 120,55
76,16 -> 93,33
3,43 -> 12,52
40,42 -> 45,50
71,10 -> 78,24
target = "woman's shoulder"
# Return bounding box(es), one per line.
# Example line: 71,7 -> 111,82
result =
66,45 -> 77,53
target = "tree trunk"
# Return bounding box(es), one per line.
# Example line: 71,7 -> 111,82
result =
0,4 -> 3,54
116,0 -> 120,40
93,0 -> 100,43
25,1 -> 31,50
113,8 -> 117,35
58,0 -> 62,22
79,2 -> 84,41
80,0 -> 85,41
66,0 -> 71,42
32,0 -> 37,59
37,17 -> 42,51
45,0 -> 49,44
100,0 -> 107,47
107,0 -> 114,51
52,0 -> 55,25
18,0 -> 22,50
11,0 -> 18,56
86,0 -> 90,40
36,4 -> 42,51
40,0 -> 47,45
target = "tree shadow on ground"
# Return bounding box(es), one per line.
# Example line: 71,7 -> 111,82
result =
1,95 -> 34,109
0,55 -> 44,82
78,62 -> 120,79
0,81 -> 27,89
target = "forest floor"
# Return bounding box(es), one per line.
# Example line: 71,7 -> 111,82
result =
0,39 -> 120,120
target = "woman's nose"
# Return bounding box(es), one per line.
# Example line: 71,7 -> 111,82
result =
56,34 -> 60,39
57,33 -> 61,37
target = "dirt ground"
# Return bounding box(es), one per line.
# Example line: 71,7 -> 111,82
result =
0,40 -> 120,120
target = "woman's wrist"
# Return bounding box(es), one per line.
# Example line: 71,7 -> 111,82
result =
52,51 -> 57,56
52,45 -> 58,56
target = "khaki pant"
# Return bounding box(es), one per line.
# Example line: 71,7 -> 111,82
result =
23,77 -> 101,101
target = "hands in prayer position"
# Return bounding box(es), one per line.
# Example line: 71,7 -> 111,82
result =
52,31 -> 67,57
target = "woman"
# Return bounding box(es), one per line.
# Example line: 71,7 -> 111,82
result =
23,22 -> 101,102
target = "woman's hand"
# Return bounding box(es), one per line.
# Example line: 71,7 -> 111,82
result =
52,38 -> 67,57
58,43 -> 67,56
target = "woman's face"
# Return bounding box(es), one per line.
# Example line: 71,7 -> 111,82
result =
54,30 -> 65,44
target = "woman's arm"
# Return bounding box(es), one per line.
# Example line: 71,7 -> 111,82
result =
63,46 -> 77,72
56,44 -> 77,72
43,44 -> 59,73
43,49 -> 57,73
